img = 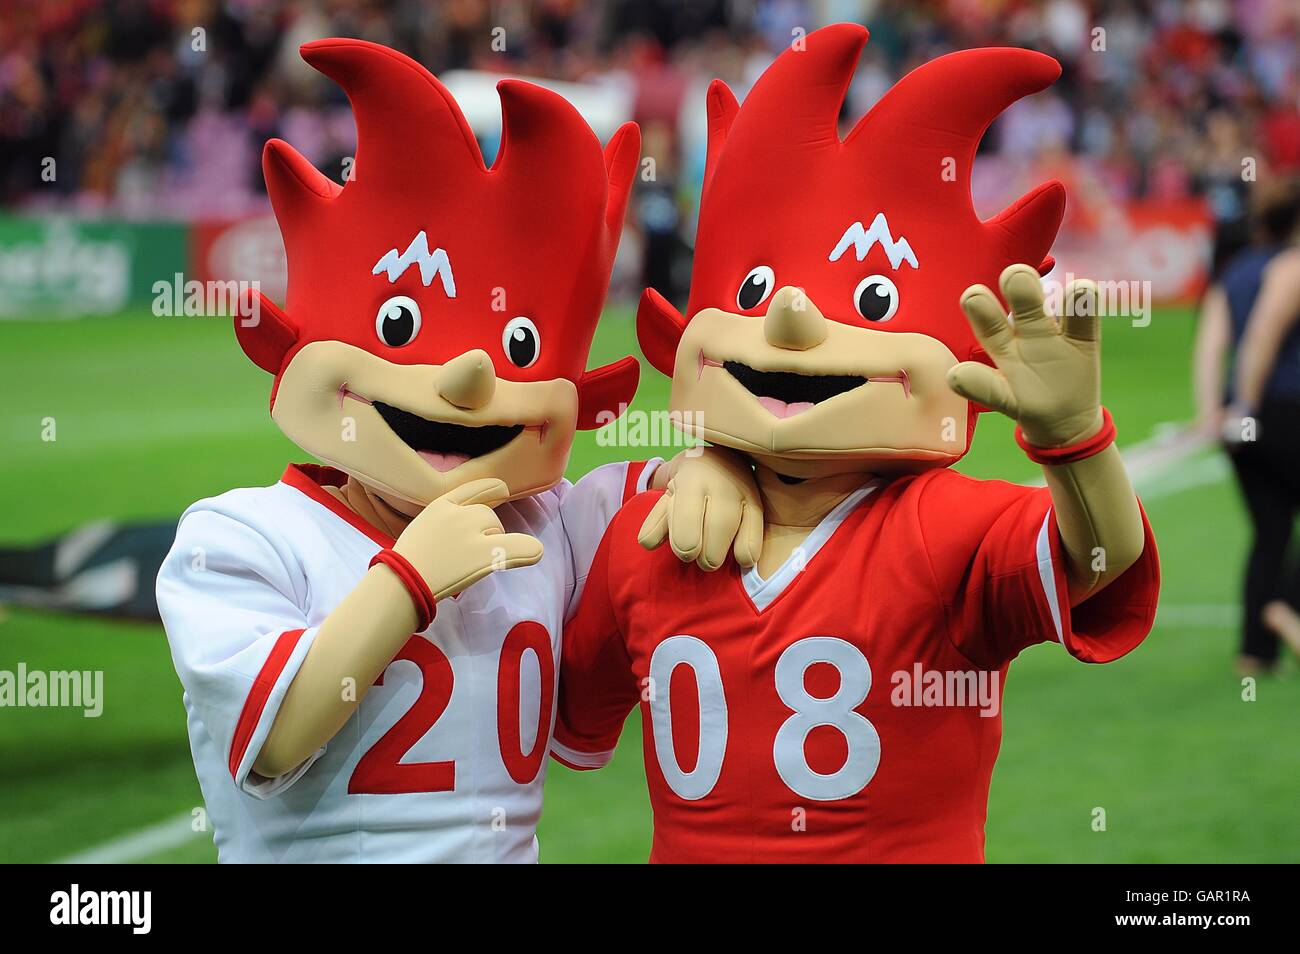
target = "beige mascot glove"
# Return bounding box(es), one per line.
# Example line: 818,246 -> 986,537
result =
639,446 -> 764,570
947,264 -> 1145,603
388,478 -> 545,601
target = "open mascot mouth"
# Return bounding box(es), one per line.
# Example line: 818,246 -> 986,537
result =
372,401 -> 525,472
718,360 -> 910,419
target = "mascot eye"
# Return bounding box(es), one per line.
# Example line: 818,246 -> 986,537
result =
853,275 -> 899,322
736,265 -> 775,311
375,296 -> 422,347
502,316 -> 540,368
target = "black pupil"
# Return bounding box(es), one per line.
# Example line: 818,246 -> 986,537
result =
381,306 -> 414,345
738,272 -> 769,310
858,282 -> 893,321
508,326 -> 536,365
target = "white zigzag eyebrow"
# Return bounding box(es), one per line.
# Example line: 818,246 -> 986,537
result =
372,230 -> 457,297
828,213 -> 919,270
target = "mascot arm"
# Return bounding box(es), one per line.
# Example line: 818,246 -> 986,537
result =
947,264 -> 1145,605
253,567 -> 418,778
254,478 -> 542,777
1039,445 -> 1145,604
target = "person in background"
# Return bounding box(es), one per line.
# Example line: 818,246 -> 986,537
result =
1194,178 -> 1300,673
636,120 -> 689,305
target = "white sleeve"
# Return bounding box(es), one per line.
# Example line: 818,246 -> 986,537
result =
156,507 -> 324,799
560,457 -> 661,618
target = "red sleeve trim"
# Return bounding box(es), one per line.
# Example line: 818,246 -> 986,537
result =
1052,503 -> 1161,664
622,460 -> 650,503
228,628 -> 306,780
549,751 -> 597,771
549,735 -> 617,771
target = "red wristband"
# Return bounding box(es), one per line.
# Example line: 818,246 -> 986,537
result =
1014,408 -> 1116,465
369,549 -> 437,631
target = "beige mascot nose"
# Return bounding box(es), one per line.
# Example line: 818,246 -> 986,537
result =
438,349 -> 496,409
763,286 -> 828,351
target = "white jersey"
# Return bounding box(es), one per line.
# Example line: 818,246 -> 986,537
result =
156,459 -> 656,863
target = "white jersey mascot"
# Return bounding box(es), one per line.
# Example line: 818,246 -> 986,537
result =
156,38 -> 755,863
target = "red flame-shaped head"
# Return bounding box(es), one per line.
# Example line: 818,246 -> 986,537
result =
639,23 -> 1065,383
239,39 -> 640,428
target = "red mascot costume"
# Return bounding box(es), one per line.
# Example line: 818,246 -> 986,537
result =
556,24 -> 1160,863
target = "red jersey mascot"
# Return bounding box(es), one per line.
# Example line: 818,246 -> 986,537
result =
155,39 -> 750,863
556,24 -> 1160,863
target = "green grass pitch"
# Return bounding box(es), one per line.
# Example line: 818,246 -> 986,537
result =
0,305 -> 1296,863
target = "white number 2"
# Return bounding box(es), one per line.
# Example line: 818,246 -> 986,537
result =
647,635 -> 880,801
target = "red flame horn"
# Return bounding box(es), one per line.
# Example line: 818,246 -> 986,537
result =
300,38 -> 483,183
730,25 -> 868,147
844,45 -> 1064,247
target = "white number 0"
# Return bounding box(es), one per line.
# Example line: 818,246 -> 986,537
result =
647,635 -> 880,802
648,636 -> 728,800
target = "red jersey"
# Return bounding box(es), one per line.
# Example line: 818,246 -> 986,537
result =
554,469 -> 1159,863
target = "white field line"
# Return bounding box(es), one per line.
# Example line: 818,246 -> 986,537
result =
1153,604 -> 1240,628
56,811 -> 208,864
51,423 -> 1231,864
1023,423 -> 1225,499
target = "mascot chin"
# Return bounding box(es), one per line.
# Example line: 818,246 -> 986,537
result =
556,23 -> 1161,864
156,38 -> 751,864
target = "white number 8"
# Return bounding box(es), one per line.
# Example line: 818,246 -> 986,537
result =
773,637 -> 880,801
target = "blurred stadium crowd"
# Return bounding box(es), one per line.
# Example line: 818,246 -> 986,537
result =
0,0 -> 1298,294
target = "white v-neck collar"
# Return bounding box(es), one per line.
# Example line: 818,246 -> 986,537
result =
741,478 -> 882,612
